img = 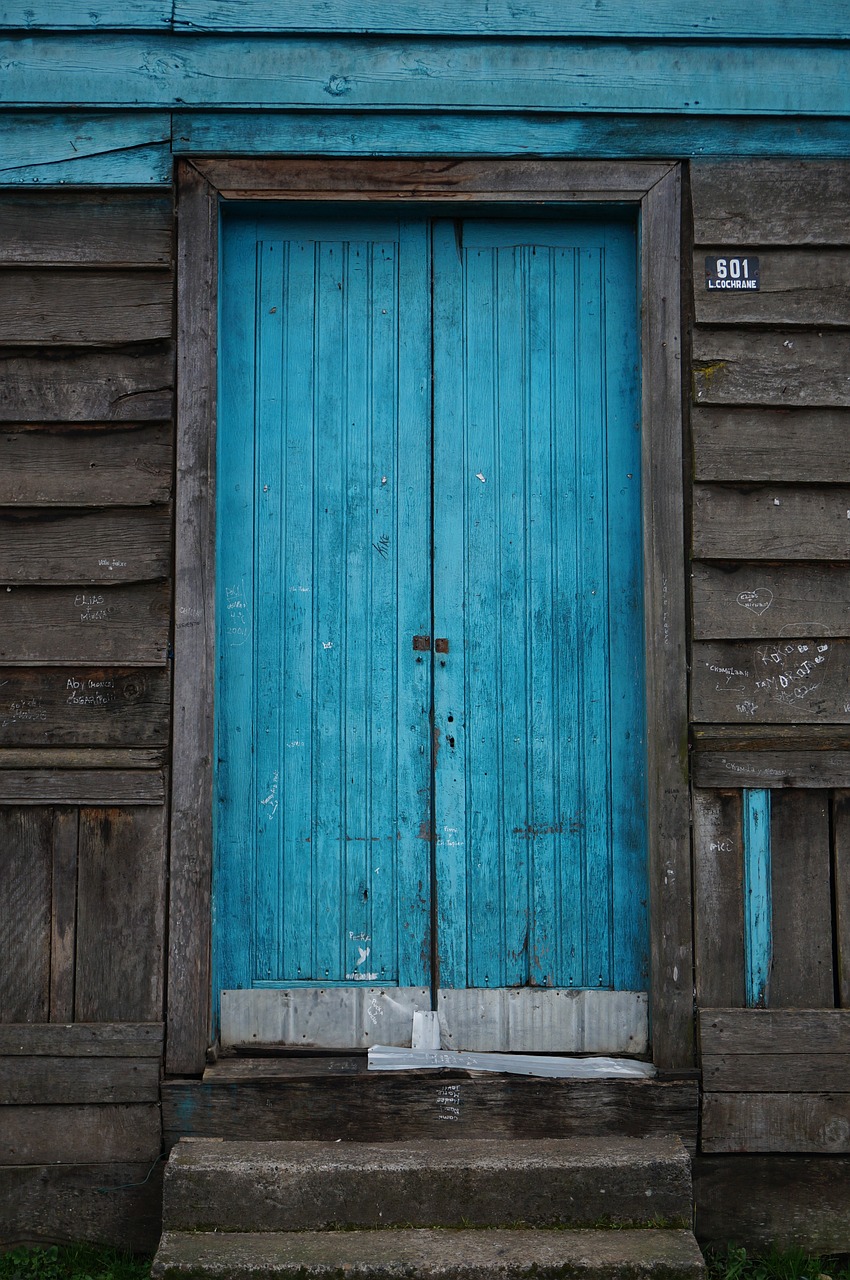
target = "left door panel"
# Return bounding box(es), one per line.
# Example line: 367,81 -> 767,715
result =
215,213 -> 432,1014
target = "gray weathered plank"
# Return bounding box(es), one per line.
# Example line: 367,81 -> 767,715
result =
0,770 -> 164,804
75,806 -> 167,1021
834,791 -> 850,1009
694,725 -> 850,750
0,1055 -> 160,1104
0,1160 -> 164,1253
0,193 -> 172,266
0,345 -> 173,422
641,166 -> 693,1071
0,1103 -> 161,1164
0,507 -> 171,583
0,270 -> 172,345
0,423 -> 172,505
700,1009 -> 850,1054
693,330 -> 850,408
0,668 -> 170,746
702,1055 -> 850,1093
692,790 -> 745,1009
0,748 -> 166,768
691,639 -> 849,724
0,806 -> 51,1022
695,751 -> 850,789
691,161 -> 850,247
191,156 -> 672,201
702,1093 -> 850,1153
0,1022 -> 163,1056
770,789 -> 834,1007
693,485 -> 850,561
49,808 -> 78,1023
693,407 -> 850,483
692,563 -> 850,641
694,249 -> 850,326
0,582 -> 170,665
167,160 -> 216,1075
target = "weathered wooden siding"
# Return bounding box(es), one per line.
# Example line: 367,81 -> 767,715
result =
0,189 -> 173,1251
690,161 -> 850,1168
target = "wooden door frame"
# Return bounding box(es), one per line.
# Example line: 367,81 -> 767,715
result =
168,156 -> 691,1075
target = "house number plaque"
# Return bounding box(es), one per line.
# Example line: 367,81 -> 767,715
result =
705,255 -> 760,291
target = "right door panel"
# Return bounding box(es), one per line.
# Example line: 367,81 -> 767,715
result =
432,216 -> 648,993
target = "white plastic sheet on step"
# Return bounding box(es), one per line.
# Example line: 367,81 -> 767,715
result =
367,1045 -> 656,1077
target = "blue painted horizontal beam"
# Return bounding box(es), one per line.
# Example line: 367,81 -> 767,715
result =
4,0 -> 849,37
2,36 -> 849,115
175,112 -> 850,158
0,113 -> 172,184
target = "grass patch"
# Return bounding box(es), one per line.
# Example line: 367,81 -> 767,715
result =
707,1246 -> 850,1280
0,1247 -> 152,1280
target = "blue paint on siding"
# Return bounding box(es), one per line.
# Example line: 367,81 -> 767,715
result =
743,787 -> 772,1007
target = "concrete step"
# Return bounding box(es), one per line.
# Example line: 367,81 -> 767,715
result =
162,1136 -> 693,1232
153,1227 -> 706,1280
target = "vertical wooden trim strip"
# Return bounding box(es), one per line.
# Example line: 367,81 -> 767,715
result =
167,160 -> 217,1074
834,791 -> 850,1009
743,788 -> 772,1008
49,808 -> 78,1023
641,166 -> 693,1068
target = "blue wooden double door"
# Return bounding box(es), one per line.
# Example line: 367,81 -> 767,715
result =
216,207 -> 648,1033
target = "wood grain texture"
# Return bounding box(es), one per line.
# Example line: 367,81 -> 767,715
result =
703,1055 -> 850,1093
0,1022 -> 163,1055
0,1 -> 170,27
835,791 -> 850,1008
692,563 -> 850,640
0,748 -> 166,768
694,725 -> 850,750
769,789 -> 834,1007
191,157 -> 672,200
0,113 -> 171,186
0,806 -> 51,1021
10,36 -> 850,114
700,1009 -> 850,1054
178,113 -> 850,161
0,270 -> 172,345
692,408 -> 850,483
693,790 -> 745,1009
691,639 -> 848,724
75,807 -> 167,1021
0,423 -> 172,505
162,1074 -> 698,1151
0,193 -> 172,265
0,507 -> 171,583
693,330 -> 850,407
691,161 -> 850,246
0,582 -> 171,665
694,485 -> 850,561
695,751 -> 850,789
694,249 -> 850,326
641,166 -> 692,1070
0,1160 -> 164,1253
0,668 -> 170,747
172,0 -> 850,36
0,770 -> 164,804
702,1093 -> 850,1153
694,1155 -> 850,1251
167,160 -> 216,1075
0,1055 -> 160,1103
1,1103 -> 161,1164
0,344 -> 173,422
49,808 -> 78,1023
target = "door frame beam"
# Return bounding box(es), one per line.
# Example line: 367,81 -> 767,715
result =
168,156 -> 691,1074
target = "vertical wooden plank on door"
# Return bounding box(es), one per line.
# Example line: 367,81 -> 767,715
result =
215,216 -> 257,999
770,789 -> 833,1007
50,808 -> 79,1022
603,219 -> 647,992
693,788 -> 746,1008
835,791 -> 850,1007
0,807 -> 52,1021
641,165 -> 692,1067
743,789 -> 772,1007
169,161 -> 217,1074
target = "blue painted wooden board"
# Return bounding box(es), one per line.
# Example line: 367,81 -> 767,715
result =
177,113 -> 850,159
432,218 -> 646,990
215,209 -> 646,1002
0,2 -> 170,27
743,788 -> 772,1007
0,113 -> 171,185
4,36 -> 850,114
